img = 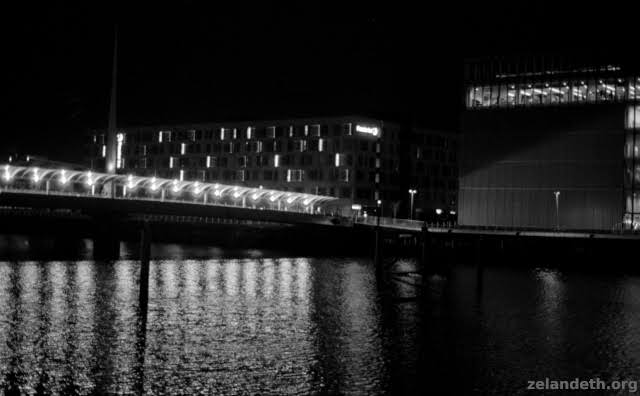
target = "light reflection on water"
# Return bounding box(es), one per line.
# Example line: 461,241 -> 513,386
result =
0,253 -> 639,395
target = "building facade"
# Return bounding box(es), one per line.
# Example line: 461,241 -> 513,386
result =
86,115 -> 458,218
460,56 -> 639,231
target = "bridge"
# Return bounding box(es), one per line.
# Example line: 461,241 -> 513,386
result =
0,164 -> 358,259
2,163 -> 638,265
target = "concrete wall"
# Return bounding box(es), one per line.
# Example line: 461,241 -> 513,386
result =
459,104 -> 626,231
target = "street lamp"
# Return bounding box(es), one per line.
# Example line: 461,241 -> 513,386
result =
554,191 -> 561,230
408,189 -> 417,220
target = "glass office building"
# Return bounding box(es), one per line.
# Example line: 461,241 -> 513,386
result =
460,56 -> 639,231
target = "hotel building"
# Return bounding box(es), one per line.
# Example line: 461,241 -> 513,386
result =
86,115 -> 459,218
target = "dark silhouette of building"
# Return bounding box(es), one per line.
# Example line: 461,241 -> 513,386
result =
460,55 -> 639,231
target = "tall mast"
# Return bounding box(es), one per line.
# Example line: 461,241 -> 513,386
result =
105,25 -> 118,174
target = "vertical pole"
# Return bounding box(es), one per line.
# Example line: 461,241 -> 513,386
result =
374,220 -> 383,283
204,193 -> 208,204
421,225 -> 429,273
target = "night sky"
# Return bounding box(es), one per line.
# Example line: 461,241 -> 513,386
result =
5,3 -> 636,163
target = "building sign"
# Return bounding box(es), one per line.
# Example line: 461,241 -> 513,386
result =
355,125 -> 380,137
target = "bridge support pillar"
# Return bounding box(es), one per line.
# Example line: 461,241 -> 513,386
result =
139,222 -> 151,309
420,225 -> 430,273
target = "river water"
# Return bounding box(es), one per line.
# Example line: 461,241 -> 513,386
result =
0,236 -> 639,395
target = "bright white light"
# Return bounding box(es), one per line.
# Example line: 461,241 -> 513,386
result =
206,156 -> 211,168
303,198 -> 311,206
60,169 -> 67,185
116,133 -> 124,169
31,168 -> 40,183
180,143 -> 186,155
247,127 -> 253,139
179,169 -> 184,181
150,176 -> 158,191
214,189 -> 222,197
269,194 -> 277,202
127,174 -> 134,189
158,131 -> 163,143
334,153 -> 340,167
193,181 -> 201,194
355,125 -> 380,136
377,200 -> 382,206
252,193 -> 260,200
3,165 -> 11,181
435,208 -> 443,215
169,157 -> 174,169
449,210 -> 456,215
172,179 -> 180,193
351,204 -> 362,210
233,191 -> 241,198
274,154 -> 280,168
86,171 -> 94,186
101,145 -> 106,158
319,138 -> 324,152
286,196 -> 296,204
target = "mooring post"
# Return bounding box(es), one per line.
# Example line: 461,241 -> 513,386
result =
420,225 -> 430,273
139,221 -> 151,307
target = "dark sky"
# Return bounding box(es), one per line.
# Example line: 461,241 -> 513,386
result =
4,2 -> 636,162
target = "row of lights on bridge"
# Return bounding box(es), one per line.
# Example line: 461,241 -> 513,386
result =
3,166 -> 316,206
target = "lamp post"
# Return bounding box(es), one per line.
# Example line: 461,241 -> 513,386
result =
408,189 -> 417,220
554,191 -> 561,231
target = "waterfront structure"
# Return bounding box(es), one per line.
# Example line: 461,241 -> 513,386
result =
460,55 -> 639,231
85,115 -> 459,218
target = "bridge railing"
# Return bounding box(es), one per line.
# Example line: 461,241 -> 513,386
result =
1,164 -> 344,217
355,216 -> 426,230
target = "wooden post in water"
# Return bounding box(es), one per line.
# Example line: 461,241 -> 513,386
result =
420,225 -> 430,273
139,222 -> 151,308
374,226 -> 383,282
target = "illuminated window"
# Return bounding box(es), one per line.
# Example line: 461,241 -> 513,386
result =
318,138 -> 324,152
286,169 -> 303,182
206,155 -> 212,168
179,169 -> 184,181
220,128 -> 226,140
101,145 -> 106,158
467,75 -> 638,109
295,140 -> 307,152
266,126 -> 276,138
180,143 -> 186,155
116,133 -> 124,169
339,169 -> 350,182
627,105 -> 640,130
274,154 -> 280,167
335,153 -> 342,167
169,157 -> 175,169
247,126 -> 253,139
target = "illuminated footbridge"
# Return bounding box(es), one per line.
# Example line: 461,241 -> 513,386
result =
1,164 -> 341,214
0,164 -> 353,259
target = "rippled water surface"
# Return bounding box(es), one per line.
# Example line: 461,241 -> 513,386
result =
1,239 -> 639,395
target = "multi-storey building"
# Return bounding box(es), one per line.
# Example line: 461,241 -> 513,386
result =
460,55 -> 639,231
86,115 -> 459,218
